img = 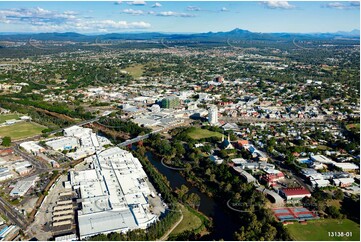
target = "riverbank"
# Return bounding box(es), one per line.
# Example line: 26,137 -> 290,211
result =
144,150 -> 241,241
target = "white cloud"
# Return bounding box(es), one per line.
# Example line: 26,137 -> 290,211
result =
0,7 -> 78,26
187,6 -> 201,11
152,3 -> 162,8
121,8 -> 144,15
220,7 -> 229,12
261,1 -> 295,10
89,20 -> 150,29
155,11 -> 195,17
323,2 -> 360,10
0,7 -> 151,32
127,1 -> 146,6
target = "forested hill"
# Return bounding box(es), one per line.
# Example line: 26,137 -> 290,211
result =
0,28 -> 359,42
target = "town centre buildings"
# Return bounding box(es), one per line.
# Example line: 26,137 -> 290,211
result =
69,147 -> 158,239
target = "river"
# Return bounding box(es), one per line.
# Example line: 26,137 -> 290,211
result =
145,152 -> 240,241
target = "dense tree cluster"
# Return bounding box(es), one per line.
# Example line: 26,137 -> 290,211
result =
98,117 -> 151,138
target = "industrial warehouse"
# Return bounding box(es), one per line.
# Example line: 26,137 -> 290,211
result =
69,147 -> 159,239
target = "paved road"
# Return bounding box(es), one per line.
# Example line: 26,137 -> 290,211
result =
256,186 -> 284,206
220,116 -> 336,124
13,146 -> 49,171
0,115 -> 106,236
117,126 -> 171,147
268,155 -> 314,193
0,197 -> 28,230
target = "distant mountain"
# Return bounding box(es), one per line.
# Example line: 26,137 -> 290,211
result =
335,29 -> 360,37
0,28 -> 359,42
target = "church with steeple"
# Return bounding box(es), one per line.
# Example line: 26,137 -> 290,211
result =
220,134 -> 234,150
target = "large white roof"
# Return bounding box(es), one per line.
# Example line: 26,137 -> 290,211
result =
334,163 -> 359,170
74,145 -> 158,239
78,209 -> 137,239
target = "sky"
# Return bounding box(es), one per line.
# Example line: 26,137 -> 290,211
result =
0,1 -> 359,33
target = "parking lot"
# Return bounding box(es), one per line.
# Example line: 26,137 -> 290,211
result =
27,174 -> 75,240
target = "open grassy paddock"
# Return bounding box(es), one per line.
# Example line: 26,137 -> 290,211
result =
123,64 -> 144,79
0,122 -> 46,140
187,127 -> 223,140
286,219 -> 360,241
0,113 -> 21,123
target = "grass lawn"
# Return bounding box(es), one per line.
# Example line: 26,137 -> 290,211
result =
346,123 -> 360,131
286,219 -> 360,241
317,145 -> 330,151
123,64 -> 144,79
327,200 -> 342,209
0,113 -> 21,123
0,122 -> 46,140
170,205 -> 203,236
187,128 -> 223,140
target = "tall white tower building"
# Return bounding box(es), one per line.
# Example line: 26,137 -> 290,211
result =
208,105 -> 218,125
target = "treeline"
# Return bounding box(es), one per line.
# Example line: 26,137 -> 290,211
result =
6,97 -> 94,120
88,211 -> 180,241
186,158 -> 290,240
0,99 -> 73,130
133,150 -> 176,205
148,128 -> 291,240
98,117 -> 151,138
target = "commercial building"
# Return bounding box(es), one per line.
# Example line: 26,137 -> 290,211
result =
279,187 -> 311,202
231,158 -> 247,165
310,179 -> 330,188
310,155 -> 336,165
232,166 -> 257,184
161,96 -> 180,109
0,225 -> 19,241
208,105 -> 218,125
70,147 -> 158,239
0,168 -> 13,182
0,148 -> 13,156
133,118 -> 161,127
46,137 -> 79,151
333,162 -> 359,171
54,234 -> 77,241
10,175 -> 38,197
333,178 -> 354,187
20,141 -> 45,154
210,155 -> 223,165
261,168 -> 284,186
13,161 -> 32,176
53,126 -> 112,160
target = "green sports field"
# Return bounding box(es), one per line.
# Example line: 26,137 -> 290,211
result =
0,122 -> 46,140
187,128 -> 223,140
286,219 -> 360,241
